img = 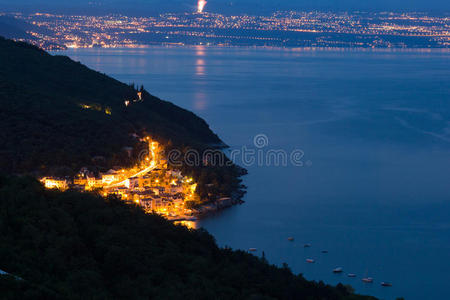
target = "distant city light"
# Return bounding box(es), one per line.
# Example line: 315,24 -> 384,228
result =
197,0 -> 207,13
10,11 -> 450,50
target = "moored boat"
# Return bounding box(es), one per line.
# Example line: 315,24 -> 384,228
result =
248,248 -> 257,252
306,258 -> 315,263
288,237 -> 294,241
381,282 -> 392,287
347,273 -> 356,278
333,267 -> 343,273
362,277 -> 373,283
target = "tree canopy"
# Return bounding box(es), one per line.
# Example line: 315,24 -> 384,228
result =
0,36 -> 243,202
0,176 -> 376,300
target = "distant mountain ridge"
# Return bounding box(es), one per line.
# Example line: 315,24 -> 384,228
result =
0,16 -> 35,40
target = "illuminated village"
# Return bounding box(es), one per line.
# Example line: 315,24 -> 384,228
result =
41,137 -> 200,222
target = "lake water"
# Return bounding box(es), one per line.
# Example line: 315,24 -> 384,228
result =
60,47 -> 450,300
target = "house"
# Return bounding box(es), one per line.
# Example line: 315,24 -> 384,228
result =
169,185 -> 184,194
73,177 -> 87,185
124,176 -> 139,189
102,169 -> 119,185
167,170 -> 182,178
140,197 -> 153,210
41,177 -> 68,191
86,176 -> 102,190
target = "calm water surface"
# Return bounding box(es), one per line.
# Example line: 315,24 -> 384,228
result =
61,47 -> 450,300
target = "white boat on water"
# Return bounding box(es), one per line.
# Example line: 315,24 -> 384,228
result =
333,267 -> 343,273
362,277 -> 373,283
347,273 -> 356,278
306,259 -> 315,263
381,282 -> 392,287
304,243 -> 311,248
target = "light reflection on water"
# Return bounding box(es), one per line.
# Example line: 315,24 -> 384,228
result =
195,59 -> 206,76
194,46 -> 207,109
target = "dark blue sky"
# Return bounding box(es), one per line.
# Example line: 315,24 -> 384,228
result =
1,0 -> 449,14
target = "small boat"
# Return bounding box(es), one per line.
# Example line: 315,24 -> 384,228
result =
381,282 -> 392,287
306,259 -> 315,263
347,273 -> 357,278
287,237 -> 294,241
362,277 -> 373,283
304,243 -> 311,248
333,267 -> 343,273
321,250 -> 328,253
248,248 -> 257,252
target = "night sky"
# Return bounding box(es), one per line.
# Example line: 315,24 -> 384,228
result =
1,0 -> 449,14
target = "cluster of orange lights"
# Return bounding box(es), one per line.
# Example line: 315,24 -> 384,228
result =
40,137 -> 199,221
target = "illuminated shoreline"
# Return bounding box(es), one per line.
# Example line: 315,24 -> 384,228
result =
4,11 -> 448,50
52,44 -> 450,53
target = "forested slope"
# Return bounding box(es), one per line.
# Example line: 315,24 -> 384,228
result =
0,37 -> 244,201
0,176 -> 376,300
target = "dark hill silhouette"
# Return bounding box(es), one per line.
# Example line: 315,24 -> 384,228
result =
0,175 -> 377,300
0,36 -> 243,202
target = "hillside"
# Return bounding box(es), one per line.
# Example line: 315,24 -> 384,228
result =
0,37 -> 244,202
0,176 -> 376,300
0,36 -> 379,300
0,36 -> 221,170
